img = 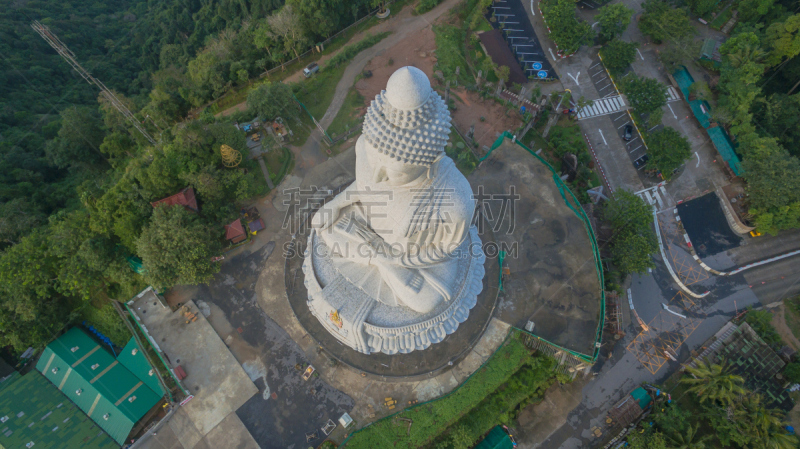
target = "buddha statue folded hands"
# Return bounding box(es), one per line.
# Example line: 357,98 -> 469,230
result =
302,66 -> 486,355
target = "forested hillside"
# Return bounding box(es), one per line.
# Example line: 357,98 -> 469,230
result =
0,0 -> 379,352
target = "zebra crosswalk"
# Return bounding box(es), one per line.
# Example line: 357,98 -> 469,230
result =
576,95 -> 627,120
636,185 -> 674,210
666,86 -> 680,102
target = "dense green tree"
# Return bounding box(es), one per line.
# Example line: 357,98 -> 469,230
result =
136,205 -> 221,289
752,93 -> 800,157
682,358 -> 746,406
620,76 -> 667,124
784,362 -> 800,383
604,190 -> 657,275
45,106 -> 107,170
658,35 -> 702,72
627,432 -> 667,449
741,137 -> 800,233
738,0 -> 776,23
646,127 -> 691,178
596,4 -> 634,41
541,0 -> 593,53
247,82 -> 298,121
638,0 -> 694,44
0,198 -> 46,246
687,0 -> 717,18
599,39 -> 637,75
764,14 -> 800,67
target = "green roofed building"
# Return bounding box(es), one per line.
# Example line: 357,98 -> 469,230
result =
0,371 -> 118,449
36,328 -> 164,445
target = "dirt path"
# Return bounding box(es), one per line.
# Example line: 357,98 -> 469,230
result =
770,304 -> 800,351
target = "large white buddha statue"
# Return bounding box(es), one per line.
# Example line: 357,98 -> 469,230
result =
303,66 -> 485,355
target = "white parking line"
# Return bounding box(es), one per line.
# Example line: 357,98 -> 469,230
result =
618,121 -> 631,129
598,84 -> 612,91
495,13 -> 515,16
630,145 -> 643,153
614,114 -> 627,121
636,48 -> 644,60
590,62 -> 602,69
648,125 -> 659,132
599,129 -> 607,145
595,76 -> 607,83
516,52 -> 537,55
592,70 -> 606,77
530,0 -> 535,16
548,48 -> 556,60
494,5 -> 512,8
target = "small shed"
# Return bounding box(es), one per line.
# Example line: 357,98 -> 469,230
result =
225,218 -> 247,243
247,218 -> 265,234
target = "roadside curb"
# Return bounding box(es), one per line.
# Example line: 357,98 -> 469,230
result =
672,208 -> 800,277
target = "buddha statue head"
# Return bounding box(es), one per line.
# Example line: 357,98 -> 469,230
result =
361,66 -> 452,186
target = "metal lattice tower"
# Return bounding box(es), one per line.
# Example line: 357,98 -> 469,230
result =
31,21 -> 156,145
220,144 -> 242,167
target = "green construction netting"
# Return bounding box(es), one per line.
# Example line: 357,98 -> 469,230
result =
708,127 -> 743,176
475,426 -> 514,449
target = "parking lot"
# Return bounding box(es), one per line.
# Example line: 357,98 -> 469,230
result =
489,0 -> 557,79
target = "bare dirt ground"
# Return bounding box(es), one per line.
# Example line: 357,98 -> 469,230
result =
354,26 -> 522,151
355,27 -> 438,100
450,88 -> 522,150
770,304 -> 800,351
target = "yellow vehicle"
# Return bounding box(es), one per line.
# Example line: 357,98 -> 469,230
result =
750,230 -> 762,237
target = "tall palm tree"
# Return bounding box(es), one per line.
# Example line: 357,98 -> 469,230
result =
664,423 -> 710,449
727,43 -> 766,68
681,358 -> 746,406
735,394 -> 798,449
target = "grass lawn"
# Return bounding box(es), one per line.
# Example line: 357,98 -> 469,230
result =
295,65 -> 348,119
344,333 -> 535,448
327,86 -> 366,139
434,24 -> 474,86
80,300 -> 132,347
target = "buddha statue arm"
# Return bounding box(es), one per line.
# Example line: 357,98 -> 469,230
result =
311,184 -> 361,229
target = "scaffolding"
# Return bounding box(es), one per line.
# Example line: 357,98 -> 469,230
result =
31,21 -> 157,145
604,292 -> 624,339
627,310 -> 702,375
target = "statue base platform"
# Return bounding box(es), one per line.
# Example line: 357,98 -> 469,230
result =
286,206 -> 499,379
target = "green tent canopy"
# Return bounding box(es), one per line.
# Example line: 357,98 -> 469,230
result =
475,425 -> 515,449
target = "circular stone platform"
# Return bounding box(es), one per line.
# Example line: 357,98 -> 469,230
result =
285,193 -> 500,379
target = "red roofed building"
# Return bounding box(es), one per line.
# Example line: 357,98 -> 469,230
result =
225,218 -> 247,243
150,187 -> 199,212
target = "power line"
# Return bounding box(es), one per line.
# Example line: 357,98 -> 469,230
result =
30,20 -> 157,146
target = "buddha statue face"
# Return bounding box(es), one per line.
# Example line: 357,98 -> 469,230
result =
363,138 -> 428,186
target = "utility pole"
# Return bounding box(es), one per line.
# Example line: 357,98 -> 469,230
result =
31,21 -> 157,145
